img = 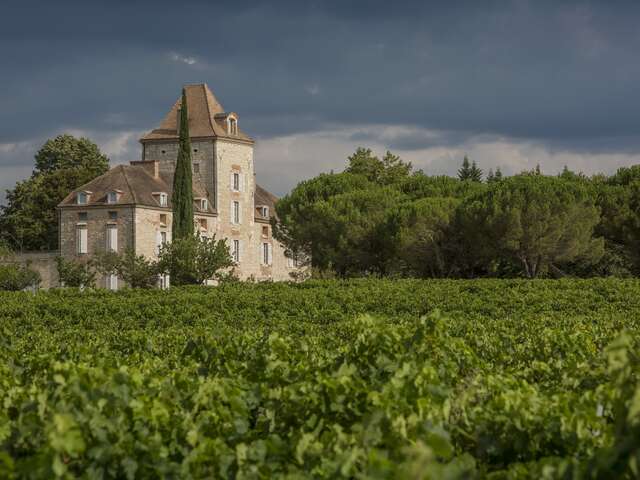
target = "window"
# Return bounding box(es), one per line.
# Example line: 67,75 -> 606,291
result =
198,218 -> 208,230
161,150 -> 166,154
107,191 -> 118,204
262,242 -> 272,266
233,239 -> 240,263
232,172 -> 240,191
159,214 -> 167,226
193,163 -> 200,173
262,226 -> 269,237
77,192 -> 88,205
261,206 -> 269,217
159,193 -> 168,207
156,230 -> 168,255
107,274 -> 118,291
158,274 -> 170,289
109,211 -> 118,221
287,256 -> 295,268
106,225 -> 118,252
228,117 -> 238,135
78,212 -> 88,221
76,225 -> 88,254
200,199 -> 208,211
232,201 -> 240,224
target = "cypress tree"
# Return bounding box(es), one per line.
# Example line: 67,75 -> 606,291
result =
172,88 -> 194,239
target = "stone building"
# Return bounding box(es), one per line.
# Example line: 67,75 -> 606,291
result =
56,84 -> 299,288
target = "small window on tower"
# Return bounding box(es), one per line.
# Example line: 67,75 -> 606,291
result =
160,214 -> 167,226
78,212 -> 88,221
193,163 -> 200,173
262,226 -> 269,237
109,211 -> 118,221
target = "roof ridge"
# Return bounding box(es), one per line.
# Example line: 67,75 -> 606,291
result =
202,83 -> 217,135
120,165 -> 138,204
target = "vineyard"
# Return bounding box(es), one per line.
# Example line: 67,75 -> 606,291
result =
1,279 -> 639,478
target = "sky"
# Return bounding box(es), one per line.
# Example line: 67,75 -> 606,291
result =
2,0 -> 640,204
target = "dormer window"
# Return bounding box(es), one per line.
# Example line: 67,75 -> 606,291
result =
227,116 -> 238,135
259,206 -> 269,217
153,192 -> 168,207
195,198 -> 208,211
107,191 -> 118,204
76,191 -> 90,205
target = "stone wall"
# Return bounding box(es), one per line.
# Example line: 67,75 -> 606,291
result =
2,251 -> 60,290
144,140 -> 216,206
59,205 -> 136,258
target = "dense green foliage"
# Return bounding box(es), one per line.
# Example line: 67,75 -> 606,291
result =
95,250 -> 160,289
55,257 -> 96,289
172,89 -> 195,240
0,135 -> 109,251
0,263 -> 40,291
157,235 -> 235,286
1,279 -> 639,478
275,150 -> 640,279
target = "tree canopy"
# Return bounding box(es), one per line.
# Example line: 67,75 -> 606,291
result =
0,135 -> 109,251
274,149 -> 629,279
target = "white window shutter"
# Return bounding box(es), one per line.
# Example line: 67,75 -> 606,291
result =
230,172 -> 234,190
268,243 -> 273,265
107,226 -> 118,252
230,202 -> 235,224
77,227 -> 87,254
240,174 -> 244,192
238,202 -> 242,224
156,231 -> 162,254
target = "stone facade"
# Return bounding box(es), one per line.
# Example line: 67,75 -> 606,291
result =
54,83 -> 302,289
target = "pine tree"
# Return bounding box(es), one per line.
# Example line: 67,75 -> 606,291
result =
470,161 -> 483,182
172,89 -> 194,239
458,156 -> 472,181
494,167 -> 503,181
487,169 -> 495,183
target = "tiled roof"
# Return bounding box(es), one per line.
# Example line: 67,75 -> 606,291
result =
140,84 -> 253,143
58,162 -> 215,214
254,184 -> 278,221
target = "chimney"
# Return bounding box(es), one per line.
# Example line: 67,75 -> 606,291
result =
130,160 -> 159,179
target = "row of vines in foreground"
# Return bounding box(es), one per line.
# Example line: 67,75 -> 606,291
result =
1,279 -> 639,478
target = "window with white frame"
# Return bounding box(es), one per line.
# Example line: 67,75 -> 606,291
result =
228,117 -> 238,135
106,225 -> 118,252
201,198 -> 208,211
156,230 -> 168,255
158,192 -> 168,207
107,191 -> 118,204
107,274 -> 118,291
261,206 -> 269,217
76,225 -> 88,254
158,274 -> 170,289
77,192 -> 88,205
233,239 -> 240,263
262,242 -> 272,266
232,201 -> 240,224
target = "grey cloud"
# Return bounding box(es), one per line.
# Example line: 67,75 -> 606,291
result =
2,0 -> 640,203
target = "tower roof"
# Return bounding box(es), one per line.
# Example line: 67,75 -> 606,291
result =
140,84 -> 253,143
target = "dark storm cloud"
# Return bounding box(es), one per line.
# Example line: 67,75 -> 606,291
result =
2,0 -> 640,201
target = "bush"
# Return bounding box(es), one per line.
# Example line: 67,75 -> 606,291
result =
157,234 -> 235,285
0,263 -> 41,291
55,256 -> 96,288
94,249 -> 160,289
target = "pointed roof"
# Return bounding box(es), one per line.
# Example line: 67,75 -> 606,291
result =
140,84 -> 253,143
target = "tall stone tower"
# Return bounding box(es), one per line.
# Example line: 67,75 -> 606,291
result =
140,83 -> 256,245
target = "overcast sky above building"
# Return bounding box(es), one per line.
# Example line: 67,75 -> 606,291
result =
2,0 -> 640,203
